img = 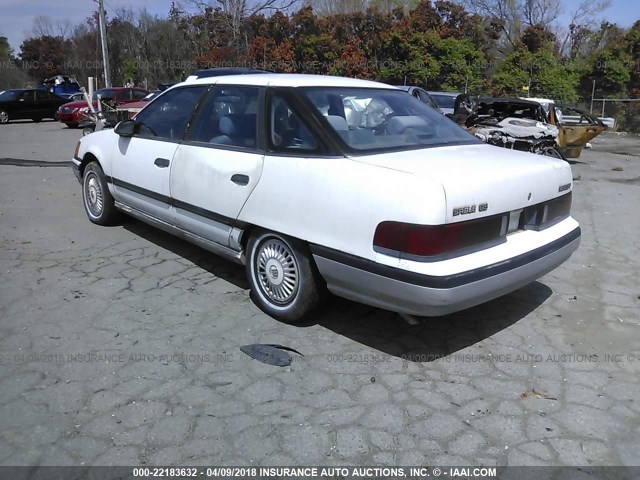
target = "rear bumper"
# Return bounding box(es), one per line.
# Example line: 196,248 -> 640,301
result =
311,227 -> 581,316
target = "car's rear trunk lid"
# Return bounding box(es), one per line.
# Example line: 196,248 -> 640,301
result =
351,143 -> 572,223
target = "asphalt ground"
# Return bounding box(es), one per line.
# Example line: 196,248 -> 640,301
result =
0,121 -> 639,467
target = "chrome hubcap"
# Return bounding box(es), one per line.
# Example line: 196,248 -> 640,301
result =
0,111 -> 8,123
85,174 -> 103,216
256,239 -> 299,305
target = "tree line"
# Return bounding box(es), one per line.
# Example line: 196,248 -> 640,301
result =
1,0 -> 639,130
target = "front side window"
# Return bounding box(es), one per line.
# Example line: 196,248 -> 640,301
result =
187,85 -> 259,149
302,87 -> 477,153
417,90 -> 440,110
0,90 -> 19,101
134,86 -> 207,140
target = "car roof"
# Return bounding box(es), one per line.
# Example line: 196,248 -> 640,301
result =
181,73 -> 397,89
393,85 -> 425,92
189,67 -> 272,79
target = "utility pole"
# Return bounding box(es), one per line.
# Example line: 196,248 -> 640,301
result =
590,80 -> 596,114
96,0 -> 111,87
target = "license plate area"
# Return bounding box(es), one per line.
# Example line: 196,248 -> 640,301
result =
507,209 -> 524,234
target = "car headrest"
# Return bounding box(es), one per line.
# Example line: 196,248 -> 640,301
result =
326,115 -> 348,131
387,115 -> 428,134
219,116 -> 237,136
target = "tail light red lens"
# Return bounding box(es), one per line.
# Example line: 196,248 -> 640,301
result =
374,214 -> 507,258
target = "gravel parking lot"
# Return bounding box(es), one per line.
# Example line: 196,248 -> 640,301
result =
0,121 -> 639,467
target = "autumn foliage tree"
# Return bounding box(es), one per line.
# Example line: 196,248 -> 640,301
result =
5,0 -> 639,131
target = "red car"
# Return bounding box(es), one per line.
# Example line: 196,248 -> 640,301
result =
57,87 -> 148,128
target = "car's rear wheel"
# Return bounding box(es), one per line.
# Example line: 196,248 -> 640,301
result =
246,231 -> 322,323
0,110 -> 9,124
82,161 -> 120,225
66,123 -> 79,129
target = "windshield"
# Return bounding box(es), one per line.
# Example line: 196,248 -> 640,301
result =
430,94 -> 457,109
0,90 -> 19,101
302,87 -> 477,152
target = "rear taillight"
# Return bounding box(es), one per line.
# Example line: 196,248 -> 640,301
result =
374,193 -> 572,259
374,214 -> 507,259
524,192 -> 572,230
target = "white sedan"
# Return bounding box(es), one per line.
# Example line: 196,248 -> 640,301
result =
72,74 -> 580,323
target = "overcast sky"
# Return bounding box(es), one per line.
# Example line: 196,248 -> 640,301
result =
1,0 -> 639,52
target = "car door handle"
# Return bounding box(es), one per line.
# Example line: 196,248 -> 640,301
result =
231,174 -> 249,185
154,158 -> 170,168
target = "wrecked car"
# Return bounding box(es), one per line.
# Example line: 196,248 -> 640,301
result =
450,95 -> 565,159
539,100 -> 606,159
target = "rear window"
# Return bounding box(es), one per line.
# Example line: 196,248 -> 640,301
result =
301,87 -> 477,153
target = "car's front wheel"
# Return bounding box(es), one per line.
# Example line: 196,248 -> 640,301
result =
82,161 -> 120,225
0,110 -> 9,124
246,231 -> 323,323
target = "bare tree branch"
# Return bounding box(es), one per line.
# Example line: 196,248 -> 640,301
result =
32,16 -> 55,37
558,0 -> 612,55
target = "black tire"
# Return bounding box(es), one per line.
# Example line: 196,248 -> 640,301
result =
32,117 -> 42,123
82,126 -> 95,136
66,123 -> 79,129
246,230 -> 323,323
0,110 -> 9,124
82,161 -> 120,225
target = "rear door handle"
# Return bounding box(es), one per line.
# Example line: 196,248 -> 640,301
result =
231,174 -> 249,185
154,158 -> 170,168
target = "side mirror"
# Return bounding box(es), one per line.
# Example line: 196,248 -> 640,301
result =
115,119 -> 135,137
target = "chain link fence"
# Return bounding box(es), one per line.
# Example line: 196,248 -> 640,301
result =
574,97 -> 640,133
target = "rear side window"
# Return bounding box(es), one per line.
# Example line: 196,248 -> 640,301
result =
268,94 -> 317,152
134,87 -> 207,141
18,91 -> 35,101
187,85 -> 259,149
